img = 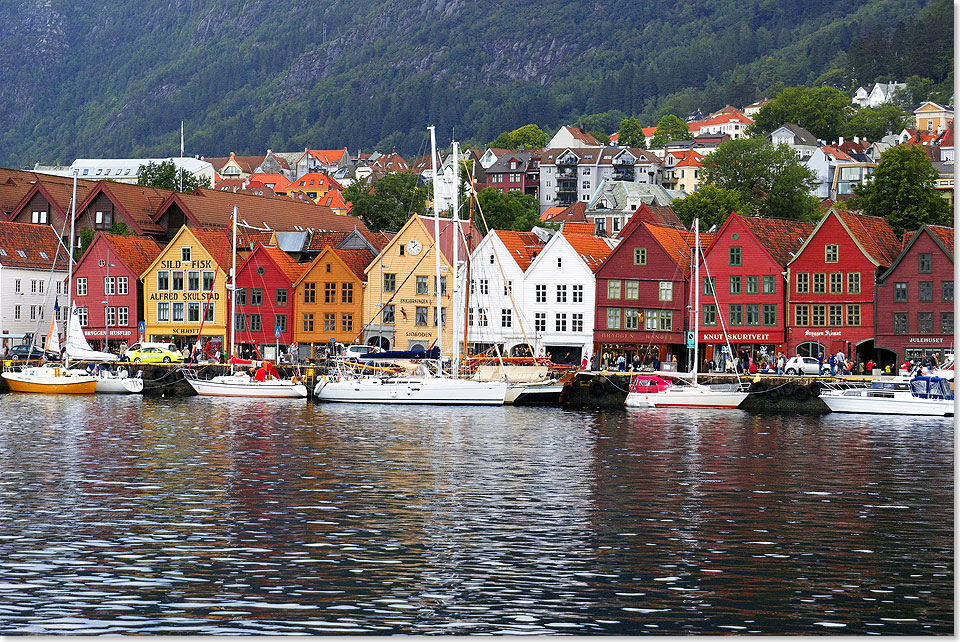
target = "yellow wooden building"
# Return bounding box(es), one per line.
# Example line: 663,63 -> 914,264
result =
139,225 -> 231,355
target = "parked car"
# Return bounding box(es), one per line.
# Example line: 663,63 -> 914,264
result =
127,345 -> 185,363
343,344 -> 379,361
7,344 -> 61,361
784,356 -> 821,376
123,342 -> 178,360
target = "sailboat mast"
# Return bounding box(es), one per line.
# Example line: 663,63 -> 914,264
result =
693,218 -> 700,385
229,205 -> 238,360
429,126 -> 443,372
66,170 -> 77,368
462,166 -> 475,360
451,140 -> 460,376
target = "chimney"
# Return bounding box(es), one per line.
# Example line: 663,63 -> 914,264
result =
838,137 -> 844,146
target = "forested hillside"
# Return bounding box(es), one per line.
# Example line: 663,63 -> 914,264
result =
0,0 -> 951,166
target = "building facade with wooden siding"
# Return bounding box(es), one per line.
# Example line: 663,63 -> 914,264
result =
875,224 -> 954,366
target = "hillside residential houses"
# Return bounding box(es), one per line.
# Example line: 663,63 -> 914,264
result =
538,146 -> 662,214
851,82 -> 905,108
585,183 -> 684,237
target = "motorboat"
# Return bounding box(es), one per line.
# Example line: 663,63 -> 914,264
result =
624,373 -> 748,409
3,364 -> 97,394
820,375 -> 954,416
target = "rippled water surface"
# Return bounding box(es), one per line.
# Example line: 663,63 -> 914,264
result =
0,395 -> 952,634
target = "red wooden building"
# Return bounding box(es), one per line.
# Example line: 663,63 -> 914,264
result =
699,213 -> 813,365
785,208 -> 901,361
72,232 -> 162,352
875,224 -> 954,366
233,244 -> 307,359
593,210 -> 710,369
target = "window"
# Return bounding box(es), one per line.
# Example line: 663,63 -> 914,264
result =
303,282 -> 316,303
729,246 -> 742,266
103,306 -> 116,327
104,277 -> 115,296
157,271 -> 169,291
557,257 -> 562,268
659,281 -> 673,302
323,313 -> 336,332
940,280 -> 953,302
436,276 -> 447,296
941,312 -> 953,334
172,271 -> 184,291
324,282 -> 336,303
606,308 -> 621,329
116,277 -> 129,296
235,288 -> 246,306
556,284 -> 567,303
829,304 -> 843,326
846,304 -> 861,327
181,247 -> 191,263
796,272 -> 809,294
918,311 -> 933,333
341,282 -> 353,303
536,284 -> 547,303
847,272 -> 860,294
702,304 -> 717,325
572,284 -> 583,303
249,288 -> 263,306
555,313 -> 567,332
77,307 -> 88,327
479,279 -> 489,295
762,304 -> 777,326
830,273 -> 843,294
14,279 -> 20,294
303,313 -> 314,332
812,273 -> 826,294
477,308 -> 489,327
202,272 -> 214,292
269,314 -> 285,333
825,244 -> 838,262
415,306 -> 428,326
501,308 -> 512,327
248,314 -> 262,332
185,271 -> 200,292
729,304 -> 743,325
571,313 -> 583,332
918,281 -> 933,302
729,275 -> 741,295
157,302 -> 169,322
187,302 -> 200,323
535,312 -> 546,332
432,307 -> 446,327
742,304 -> 758,325
795,304 -> 809,326
624,280 -> 639,300
13,305 -> 20,320
172,302 -> 184,322
746,276 -> 759,295
811,304 -> 826,326
384,273 -> 396,292
762,275 -> 776,295
634,248 -> 646,265
894,282 -> 908,302
30,280 -> 37,294
703,277 -> 715,296
276,288 -> 288,306
918,252 -> 932,273
118,307 -> 129,326
382,304 -> 395,324
416,276 -> 429,294
76,278 -> 87,296
94,210 -> 112,230
607,280 -> 621,299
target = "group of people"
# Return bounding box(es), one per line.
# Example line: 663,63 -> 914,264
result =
595,350 -> 675,372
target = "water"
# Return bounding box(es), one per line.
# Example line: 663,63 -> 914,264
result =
0,395 -> 952,634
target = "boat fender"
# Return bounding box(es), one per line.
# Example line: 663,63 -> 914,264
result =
589,380 -> 605,397
780,382 -> 795,397
808,381 -> 822,397
291,375 -> 299,384
767,387 -> 781,401
793,386 -> 810,402
750,380 -> 766,393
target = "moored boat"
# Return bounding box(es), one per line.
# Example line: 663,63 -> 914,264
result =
3,364 -> 97,394
820,375 -> 954,416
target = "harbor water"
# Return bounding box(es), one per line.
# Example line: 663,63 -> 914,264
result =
0,395 -> 952,634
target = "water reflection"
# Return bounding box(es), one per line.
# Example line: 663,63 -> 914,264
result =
0,397 -> 952,634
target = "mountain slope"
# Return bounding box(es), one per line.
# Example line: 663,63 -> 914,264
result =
0,0 -> 945,166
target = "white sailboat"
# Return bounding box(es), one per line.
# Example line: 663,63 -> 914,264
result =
625,218 -> 749,409
183,206 -> 307,398
63,302 -> 143,394
314,127 -> 506,405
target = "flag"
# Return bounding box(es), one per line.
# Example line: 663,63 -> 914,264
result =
53,296 -> 60,316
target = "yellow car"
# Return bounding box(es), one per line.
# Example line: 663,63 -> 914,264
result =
128,346 -> 185,363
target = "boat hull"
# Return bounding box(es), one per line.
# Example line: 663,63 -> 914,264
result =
186,376 -> 307,398
315,377 -> 507,405
96,377 -> 144,394
821,395 -> 954,416
505,382 -> 563,405
2,371 -> 97,394
625,388 -> 747,409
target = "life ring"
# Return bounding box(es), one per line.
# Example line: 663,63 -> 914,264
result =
793,386 -> 810,402
780,382 -> 795,397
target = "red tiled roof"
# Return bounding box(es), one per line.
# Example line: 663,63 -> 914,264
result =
333,248 -> 375,280
82,181 -> 172,235
368,152 -> 410,172
541,201 -> 587,223
642,222 -> 715,275
927,224 -> 954,255
8,174 -> 98,221
307,230 -> 350,251
322,190 -> 350,212
738,215 -> 815,267
259,245 -> 307,283
564,126 -> 602,146
621,203 -> 684,233
0,220 -> 70,269
562,232 -> 615,270
204,154 -> 264,174
291,172 -> 342,191
561,222 -> 595,235
102,233 -> 163,276
305,149 -> 348,166
248,173 -> 293,192
835,209 -> 901,266
821,146 -> 854,161
494,230 -> 545,271
362,229 -> 393,251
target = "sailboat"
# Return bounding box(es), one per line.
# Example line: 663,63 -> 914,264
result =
62,301 -> 143,394
314,127 -> 507,405
624,218 -> 749,409
182,206 -> 307,398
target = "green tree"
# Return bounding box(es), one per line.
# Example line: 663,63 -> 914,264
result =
700,138 -> 819,220
138,160 -> 211,192
488,124 -> 548,150
474,188 -> 540,232
671,185 -> 753,230
848,144 -> 951,235
342,172 -> 430,232
841,103 -> 911,142
617,117 -> 646,148
893,75 -> 936,106
649,114 -> 689,148
750,85 -> 850,141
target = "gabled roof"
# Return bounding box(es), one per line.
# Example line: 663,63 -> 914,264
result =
487,151 -> 533,173
419,215 -> 480,265
492,229 -> 545,271
7,173 -> 98,221
301,148 -> 349,166
367,152 -> 410,172
0,221 -> 69,269
541,201 -> 587,223
204,153 -> 264,175
821,146 -> 854,162
562,232 -> 616,271
249,173 -> 293,192
77,181 -> 172,235
240,244 -> 307,284
619,203 -> 683,233
788,208 -> 899,268
882,224 -> 954,282
560,222 -> 595,236
308,230 -> 351,251
291,172 -> 342,191
99,233 -> 163,276
561,125 -> 602,146
771,123 -> 818,147
333,248 -> 375,280
709,213 -> 814,267
321,189 -> 350,211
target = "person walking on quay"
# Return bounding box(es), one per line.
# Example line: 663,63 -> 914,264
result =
776,351 -> 786,375
617,352 -> 626,372
828,352 -> 836,376
817,351 -> 825,375
652,354 -> 661,371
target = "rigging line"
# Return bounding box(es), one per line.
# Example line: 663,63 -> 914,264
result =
190,228 -> 231,368
698,241 -> 743,385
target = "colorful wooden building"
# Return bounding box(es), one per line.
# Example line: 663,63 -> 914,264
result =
875,224 -> 954,366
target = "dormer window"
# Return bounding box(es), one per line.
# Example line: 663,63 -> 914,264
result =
181,247 -> 192,263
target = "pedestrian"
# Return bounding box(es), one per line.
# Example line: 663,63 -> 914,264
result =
817,351 -> 825,375
652,354 -> 661,371
581,354 -> 589,371
776,351 -> 786,375
617,353 -> 626,372
828,352 -> 836,376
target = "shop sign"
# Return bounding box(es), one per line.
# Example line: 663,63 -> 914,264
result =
84,329 -> 133,337
801,329 -> 841,338
908,337 -> 945,343
702,332 -> 775,342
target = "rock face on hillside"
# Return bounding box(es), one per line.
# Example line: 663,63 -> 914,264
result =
0,1 -> 67,125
